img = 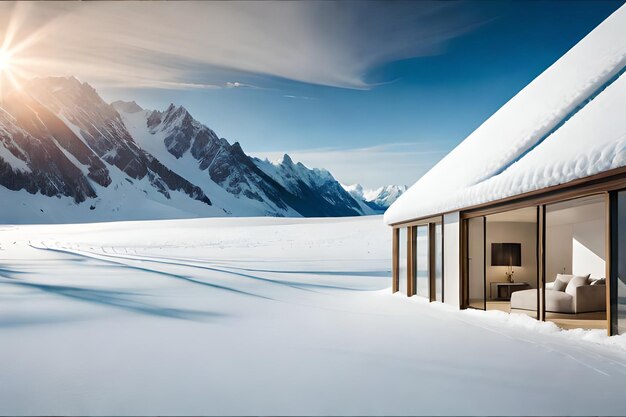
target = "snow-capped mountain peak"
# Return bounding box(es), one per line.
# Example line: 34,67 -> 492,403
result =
111,100 -> 143,113
0,76 -> 378,222
281,153 -> 294,166
364,184 -> 407,206
343,183 -> 407,212
342,183 -> 365,200
0,76 -> 213,222
252,154 -> 368,216
114,98 -> 371,218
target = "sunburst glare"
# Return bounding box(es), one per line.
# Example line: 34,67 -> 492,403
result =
0,48 -> 12,72
0,45 -> 22,97
0,2 -> 63,95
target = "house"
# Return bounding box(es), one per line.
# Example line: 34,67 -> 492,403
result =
384,5 -> 626,336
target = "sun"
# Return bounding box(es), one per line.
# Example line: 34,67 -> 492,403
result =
0,48 -> 11,72
0,45 -> 23,94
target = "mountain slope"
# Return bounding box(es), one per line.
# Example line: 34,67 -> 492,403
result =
0,76 -> 372,223
0,79 -> 224,222
0,94 -> 101,203
253,155 -> 368,216
116,101 -> 366,218
23,78 -> 212,206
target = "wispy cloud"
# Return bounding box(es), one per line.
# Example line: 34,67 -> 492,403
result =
225,81 -> 261,89
0,1 -> 488,90
282,94 -> 316,100
252,142 -> 451,189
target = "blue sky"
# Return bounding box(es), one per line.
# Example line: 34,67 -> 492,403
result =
3,1 -> 623,188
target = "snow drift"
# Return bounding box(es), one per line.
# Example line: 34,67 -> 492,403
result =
2,216 -> 626,415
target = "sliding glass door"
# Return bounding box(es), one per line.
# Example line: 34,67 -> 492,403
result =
546,195 -> 606,329
611,191 -> 626,334
435,222 -> 443,302
398,227 -> 408,294
460,192 -> 614,332
414,225 -> 429,298
467,216 -> 486,309
392,219 -> 445,301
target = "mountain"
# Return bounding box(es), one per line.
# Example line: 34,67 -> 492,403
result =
0,76 -> 370,223
343,184 -> 407,212
0,77 -> 212,222
115,101 -> 365,217
364,185 -> 407,209
252,154 -> 372,217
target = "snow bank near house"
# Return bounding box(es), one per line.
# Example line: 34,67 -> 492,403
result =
385,4 -> 626,225
463,308 -> 626,352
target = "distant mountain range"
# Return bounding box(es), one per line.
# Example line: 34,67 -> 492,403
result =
0,76 -> 404,223
342,184 -> 407,212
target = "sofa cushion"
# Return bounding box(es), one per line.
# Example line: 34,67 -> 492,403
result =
545,290 -> 575,313
552,279 -> 568,292
510,289 -> 575,313
574,285 -> 606,313
510,289 -> 537,311
565,275 -> 589,297
555,273 -> 575,284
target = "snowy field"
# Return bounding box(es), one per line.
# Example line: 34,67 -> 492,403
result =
1,216 -> 626,416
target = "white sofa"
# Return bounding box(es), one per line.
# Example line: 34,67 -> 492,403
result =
510,274 -> 605,314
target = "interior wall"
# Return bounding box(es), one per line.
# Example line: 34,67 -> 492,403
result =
573,220 -> 605,279
486,221 -> 537,298
546,218 -> 606,281
443,212 -> 460,308
546,222 -> 572,281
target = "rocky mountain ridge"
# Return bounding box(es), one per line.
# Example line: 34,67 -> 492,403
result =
0,76 -> 379,222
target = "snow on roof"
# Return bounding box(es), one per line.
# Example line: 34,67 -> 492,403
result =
385,5 -> 626,225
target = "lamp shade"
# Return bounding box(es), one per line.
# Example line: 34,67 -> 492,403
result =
491,243 -> 521,267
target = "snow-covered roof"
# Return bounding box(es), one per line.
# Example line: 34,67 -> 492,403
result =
384,5 -> 626,226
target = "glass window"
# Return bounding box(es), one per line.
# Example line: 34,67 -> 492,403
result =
546,195 -> 606,330
468,216 -> 485,309
435,223 -> 443,302
485,207 -> 538,319
415,225 -> 429,298
614,192 -> 626,334
398,227 -> 407,295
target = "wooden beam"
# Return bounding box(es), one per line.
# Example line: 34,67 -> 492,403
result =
440,221 -> 445,304
429,223 -> 436,302
606,192 -> 613,335
537,205 -> 546,321
393,215 -> 443,229
460,217 -> 468,309
483,217 -> 486,311
407,226 -> 415,296
392,228 -> 399,293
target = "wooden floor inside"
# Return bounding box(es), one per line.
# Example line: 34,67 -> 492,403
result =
544,311 -> 606,330
482,301 -> 607,330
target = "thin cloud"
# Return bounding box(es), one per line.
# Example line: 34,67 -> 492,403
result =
0,2 -> 490,90
226,81 -> 261,89
135,81 -> 222,91
282,94 -> 316,100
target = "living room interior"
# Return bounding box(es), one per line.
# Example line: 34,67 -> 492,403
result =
540,195 -> 607,330
484,207 -> 538,319
466,195 -> 607,330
